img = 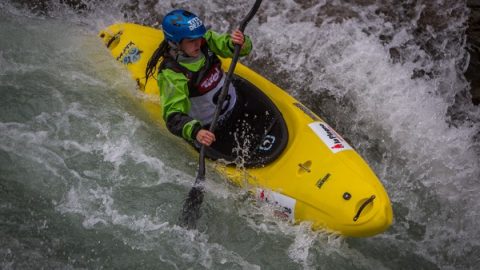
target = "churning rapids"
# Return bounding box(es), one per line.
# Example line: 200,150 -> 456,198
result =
1,0 -> 479,269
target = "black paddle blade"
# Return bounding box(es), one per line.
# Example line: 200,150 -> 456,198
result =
179,183 -> 205,229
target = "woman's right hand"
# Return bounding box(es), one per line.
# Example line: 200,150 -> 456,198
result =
196,129 -> 216,146
230,29 -> 245,47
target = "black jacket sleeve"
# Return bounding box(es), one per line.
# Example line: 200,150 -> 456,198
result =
166,112 -> 202,141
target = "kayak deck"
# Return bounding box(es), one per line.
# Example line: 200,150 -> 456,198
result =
204,76 -> 288,168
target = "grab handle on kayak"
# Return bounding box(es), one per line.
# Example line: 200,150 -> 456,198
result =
103,31 -> 122,48
353,195 -> 375,221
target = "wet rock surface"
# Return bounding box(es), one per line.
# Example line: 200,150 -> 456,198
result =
5,0 -> 480,105
467,0 -> 480,105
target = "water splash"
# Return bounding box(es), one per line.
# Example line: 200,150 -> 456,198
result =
1,0 -> 479,269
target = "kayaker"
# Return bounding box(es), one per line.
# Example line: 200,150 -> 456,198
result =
145,9 -> 252,147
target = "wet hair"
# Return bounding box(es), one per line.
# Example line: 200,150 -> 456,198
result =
145,40 -> 170,85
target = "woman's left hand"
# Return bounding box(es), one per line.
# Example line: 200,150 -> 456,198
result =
230,29 -> 245,47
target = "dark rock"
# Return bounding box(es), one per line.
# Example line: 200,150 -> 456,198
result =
466,0 -> 480,105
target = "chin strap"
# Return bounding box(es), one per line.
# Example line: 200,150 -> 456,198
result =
168,40 -> 179,49
167,41 -> 181,62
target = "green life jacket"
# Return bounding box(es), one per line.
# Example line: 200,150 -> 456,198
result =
159,42 -> 237,125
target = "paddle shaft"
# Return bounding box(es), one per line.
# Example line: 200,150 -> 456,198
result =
180,0 -> 263,228
195,39 -> 245,184
196,0 -> 263,186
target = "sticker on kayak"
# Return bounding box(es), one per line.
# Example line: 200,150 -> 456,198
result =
256,188 -> 296,221
117,41 -> 142,65
258,135 -> 276,152
308,122 -> 352,153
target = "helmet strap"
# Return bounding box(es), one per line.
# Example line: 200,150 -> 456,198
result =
167,41 -> 183,61
168,41 -> 180,50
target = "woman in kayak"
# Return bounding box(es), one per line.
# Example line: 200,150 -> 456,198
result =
145,9 -> 252,147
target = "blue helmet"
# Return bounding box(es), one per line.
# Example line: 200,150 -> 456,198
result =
162,10 -> 206,44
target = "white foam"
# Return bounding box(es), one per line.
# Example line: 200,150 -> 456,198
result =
2,1 -> 479,268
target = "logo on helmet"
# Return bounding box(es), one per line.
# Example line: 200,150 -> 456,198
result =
188,17 -> 203,31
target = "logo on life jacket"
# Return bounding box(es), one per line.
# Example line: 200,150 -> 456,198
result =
197,64 -> 223,94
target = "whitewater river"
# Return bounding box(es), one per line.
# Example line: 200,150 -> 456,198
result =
1,0 -> 479,269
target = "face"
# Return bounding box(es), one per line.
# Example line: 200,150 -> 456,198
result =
179,38 -> 203,57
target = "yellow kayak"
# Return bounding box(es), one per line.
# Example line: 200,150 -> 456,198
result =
98,23 -> 393,237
